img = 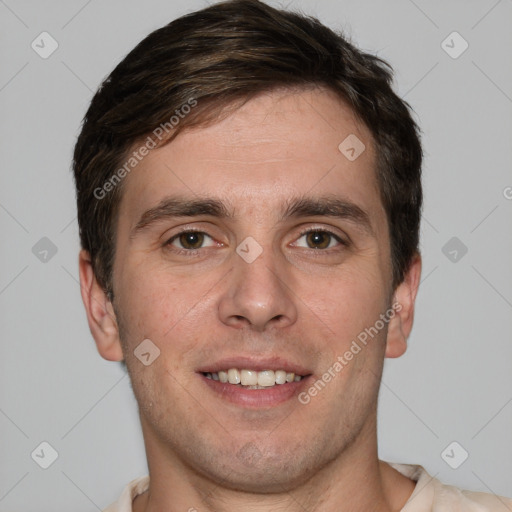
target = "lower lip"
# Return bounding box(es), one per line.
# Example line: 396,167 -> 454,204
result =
199,374 -> 311,408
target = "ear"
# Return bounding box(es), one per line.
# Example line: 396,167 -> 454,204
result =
385,252 -> 422,358
78,249 -> 124,362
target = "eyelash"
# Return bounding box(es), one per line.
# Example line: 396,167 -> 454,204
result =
164,227 -> 348,255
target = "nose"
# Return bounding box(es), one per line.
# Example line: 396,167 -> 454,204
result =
218,246 -> 298,332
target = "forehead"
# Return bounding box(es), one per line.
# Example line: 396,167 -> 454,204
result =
118,87 -> 382,223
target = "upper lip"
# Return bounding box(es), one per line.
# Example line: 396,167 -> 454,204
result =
196,356 -> 312,375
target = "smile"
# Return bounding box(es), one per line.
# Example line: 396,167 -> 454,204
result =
197,357 -> 312,407
203,369 -> 303,388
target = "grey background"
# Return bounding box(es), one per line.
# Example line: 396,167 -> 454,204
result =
1,0 -> 511,510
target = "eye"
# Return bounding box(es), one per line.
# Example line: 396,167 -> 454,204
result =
167,231 -> 216,251
294,229 -> 345,250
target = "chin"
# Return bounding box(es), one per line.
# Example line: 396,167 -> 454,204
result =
207,457 -> 312,493
189,436 -> 336,494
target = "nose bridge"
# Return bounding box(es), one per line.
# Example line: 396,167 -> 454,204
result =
218,238 -> 297,331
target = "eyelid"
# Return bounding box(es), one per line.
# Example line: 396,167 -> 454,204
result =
162,223 -> 217,241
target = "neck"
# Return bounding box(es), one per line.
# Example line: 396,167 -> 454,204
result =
133,415 -> 415,512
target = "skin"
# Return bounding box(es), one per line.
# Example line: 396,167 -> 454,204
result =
80,87 -> 421,512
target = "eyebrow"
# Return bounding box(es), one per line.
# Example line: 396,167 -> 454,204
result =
132,197 -> 233,234
132,194 -> 374,236
281,196 -> 374,236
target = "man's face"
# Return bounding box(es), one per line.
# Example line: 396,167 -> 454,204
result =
105,88 -> 402,491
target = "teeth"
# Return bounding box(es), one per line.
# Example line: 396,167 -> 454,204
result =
205,369 -> 304,387
257,370 -> 275,387
228,368 -> 241,384
241,369 -> 258,386
275,370 -> 287,385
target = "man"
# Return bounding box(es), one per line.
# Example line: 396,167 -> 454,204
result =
73,1 -> 512,510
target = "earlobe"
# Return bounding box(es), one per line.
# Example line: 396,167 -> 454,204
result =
385,253 -> 422,359
78,250 -> 124,362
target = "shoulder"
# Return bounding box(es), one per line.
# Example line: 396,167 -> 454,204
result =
102,476 -> 150,512
388,462 -> 512,512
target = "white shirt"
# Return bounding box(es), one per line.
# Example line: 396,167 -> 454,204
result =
103,462 -> 512,511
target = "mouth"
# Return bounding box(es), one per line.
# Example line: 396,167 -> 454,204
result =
197,358 -> 312,408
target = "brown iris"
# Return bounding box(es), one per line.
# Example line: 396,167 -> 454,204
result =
305,231 -> 331,249
178,232 -> 205,249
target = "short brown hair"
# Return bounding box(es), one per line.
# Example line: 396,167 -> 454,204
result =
73,0 -> 422,297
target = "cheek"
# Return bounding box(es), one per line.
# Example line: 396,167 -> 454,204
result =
114,262 -> 218,350
299,263 -> 388,338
